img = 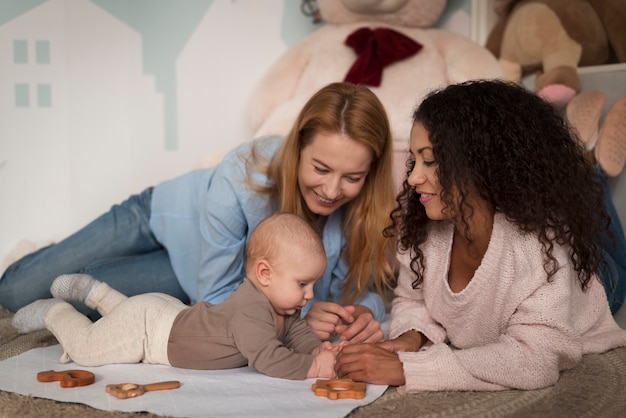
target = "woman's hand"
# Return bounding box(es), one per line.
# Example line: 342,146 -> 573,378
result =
305,302 -> 383,343
334,305 -> 383,344
379,330 -> 425,353
334,342 -> 405,385
334,331 -> 425,385
305,301 -> 354,341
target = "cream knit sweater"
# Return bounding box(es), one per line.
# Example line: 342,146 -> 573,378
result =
391,213 -> 626,393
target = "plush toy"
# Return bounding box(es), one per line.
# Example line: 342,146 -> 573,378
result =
247,0 -> 503,187
485,0 -> 626,109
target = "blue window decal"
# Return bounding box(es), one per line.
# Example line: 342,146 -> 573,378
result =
15,84 -> 30,107
13,40 -> 28,64
36,40 -> 50,64
37,84 -> 52,107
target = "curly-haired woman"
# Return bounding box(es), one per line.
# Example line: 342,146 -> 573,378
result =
336,79 -> 626,391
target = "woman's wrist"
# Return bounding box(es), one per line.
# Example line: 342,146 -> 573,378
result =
398,330 -> 425,352
352,304 -> 372,318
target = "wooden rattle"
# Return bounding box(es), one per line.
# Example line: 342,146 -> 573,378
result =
37,369 -> 96,387
311,378 -> 366,400
106,380 -> 181,399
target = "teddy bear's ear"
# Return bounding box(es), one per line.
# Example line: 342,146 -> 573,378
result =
301,0 -> 322,24
317,0 -> 445,28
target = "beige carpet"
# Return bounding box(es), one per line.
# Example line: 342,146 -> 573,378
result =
1,305 -> 626,418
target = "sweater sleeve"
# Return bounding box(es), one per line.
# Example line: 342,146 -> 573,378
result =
399,267 -> 585,393
196,139 -> 276,304
282,316 -> 323,354
389,251 -> 447,344
196,160 -> 247,303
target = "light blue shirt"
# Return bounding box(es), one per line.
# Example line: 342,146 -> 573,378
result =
149,136 -> 385,321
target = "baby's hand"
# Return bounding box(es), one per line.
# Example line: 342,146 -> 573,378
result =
310,349 -> 338,378
333,340 -> 349,352
313,340 -> 347,355
320,341 -> 334,351
307,341 -> 350,378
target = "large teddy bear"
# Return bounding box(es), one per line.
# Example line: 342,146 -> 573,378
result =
247,0 -> 503,187
485,0 -> 626,109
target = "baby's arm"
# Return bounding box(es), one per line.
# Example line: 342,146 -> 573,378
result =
307,341 -> 345,378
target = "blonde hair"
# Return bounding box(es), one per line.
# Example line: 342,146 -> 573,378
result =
246,82 -> 396,304
245,213 -> 326,275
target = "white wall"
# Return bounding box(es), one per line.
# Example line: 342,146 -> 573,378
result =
0,0 -> 313,259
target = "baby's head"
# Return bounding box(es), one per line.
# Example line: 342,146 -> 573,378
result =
246,213 -> 327,316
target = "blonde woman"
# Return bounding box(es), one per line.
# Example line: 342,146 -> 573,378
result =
1,82 -> 396,343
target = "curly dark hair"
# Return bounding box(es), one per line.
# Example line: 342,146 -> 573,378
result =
386,79 -> 610,290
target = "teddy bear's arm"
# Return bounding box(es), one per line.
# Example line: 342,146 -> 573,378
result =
433,29 -> 503,84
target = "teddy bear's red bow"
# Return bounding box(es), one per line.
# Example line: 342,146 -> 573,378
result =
344,27 -> 422,87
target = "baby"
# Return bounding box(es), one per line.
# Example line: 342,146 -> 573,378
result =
13,213 -> 340,380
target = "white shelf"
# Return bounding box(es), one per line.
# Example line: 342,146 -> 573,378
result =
579,62 -> 626,74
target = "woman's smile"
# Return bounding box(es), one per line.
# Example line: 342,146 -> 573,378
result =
298,131 -> 372,216
418,192 -> 435,205
315,192 -> 338,206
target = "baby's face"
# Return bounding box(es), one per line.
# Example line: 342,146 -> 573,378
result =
265,250 -> 326,316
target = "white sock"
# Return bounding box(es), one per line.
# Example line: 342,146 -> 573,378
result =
50,274 -> 101,303
12,298 -> 63,334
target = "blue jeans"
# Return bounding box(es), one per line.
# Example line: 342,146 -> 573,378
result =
596,167 -> 626,314
0,188 -> 189,318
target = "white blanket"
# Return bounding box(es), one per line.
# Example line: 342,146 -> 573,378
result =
0,345 -> 387,417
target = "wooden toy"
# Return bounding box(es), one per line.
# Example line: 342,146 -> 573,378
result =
37,369 -> 95,387
311,378 -> 366,400
106,380 -> 181,399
